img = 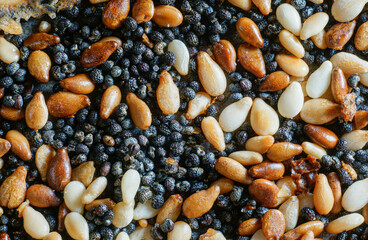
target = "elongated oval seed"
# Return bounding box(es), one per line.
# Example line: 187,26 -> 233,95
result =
132,0 -> 154,24
215,157 -> 252,184
133,200 -> 159,220
283,221 -> 324,240
245,136 -> 274,154
156,194 -> 183,224
279,30 -> 305,58
300,98 -> 341,125
276,3 -> 301,36
60,74 -> 95,94
328,172 -> 342,214
342,130 -> 368,151
330,52 -> 368,77
326,213 -> 364,234
262,209 -> 285,240
267,142 -> 302,162
341,178 -> 368,212
130,226 -> 153,240
306,61 -> 333,98
277,81 -> 304,118
249,179 -> 279,208
197,51 -> 227,96
304,124 -> 338,149
300,12 -> 329,40
228,0 -> 252,11
157,70 -> 180,115
65,212 -> 89,240
250,98 -> 279,136
23,206 -> 50,239
201,116 -> 225,151
168,39 -> 189,76
81,177 -> 107,204
121,169 -> 140,204
331,67 -> 349,103
116,232 -> 130,240
100,85 -> 122,119
112,201 -> 134,228
28,50 -> 51,83
331,0 -> 368,22
0,105 -> 24,121
276,54 -> 309,77
126,93 -> 152,130
238,43 -> 266,78
302,142 -> 327,160
228,151 -> 263,165
152,5 -> 183,28
311,30 -> 327,50
236,17 -> 264,48
279,196 -> 299,231
0,37 -> 20,64
249,161 -> 284,181
36,145 -> 55,182
0,138 -> 10,158
219,97 -> 252,132
213,39 -> 237,73
167,221 -> 192,240
259,71 -> 290,92
47,92 -> 91,118
354,111 -> 368,130
313,174 -> 334,215
64,181 -> 86,213
186,92 -> 211,120
25,92 -> 48,130
43,232 -> 62,240
210,178 -> 234,195
238,218 -> 262,236
6,130 -> 32,161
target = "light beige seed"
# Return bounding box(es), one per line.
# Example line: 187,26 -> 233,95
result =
121,169 -> 141,205
300,98 -> 341,124
219,97 -> 252,132
298,192 -> 314,211
186,92 -> 211,120
326,213 -> 364,234
42,232 -> 62,240
6,130 -> 31,161
277,81 -> 304,118
168,39 -> 189,76
201,116 -> 225,151
245,136 -> 274,154
276,3 -> 301,36
276,54 -> 309,77
311,30 -> 327,50
228,0 -> 252,11
313,173 -> 334,215
157,70 -> 180,115
341,178 -> 368,212
301,142 -> 327,160
63,181 -> 86,214
197,51 -> 227,96
116,232 -> 130,240
81,177 -> 107,204
65,212 -> 89,240
100,85 -> 122,119
35,145 -> 55,182
25,92 -> 48,130
250,98 -> 279,136
38,21 -> 51,33
279,196 -> 299,231
331,0 -> 368,22
306,61 -> 333,98
279,30 -> 305,58
228,151 -> 263,166
112,201 -> 134,228
251,229 -> 267,240
330,52 -> 368,77
276,177 -> 297,204
133,200 -> 160,220
300,12 -> 329,40
342,130 -> 368,151
0,37 -> 20,64
215,157 -> 252,184
126,93 -> 152,130
71,161 -> 95,187
28,50 -> 51,83
130,226 -> 153,240
167,221 -> 192,240
23,205 -> 50,239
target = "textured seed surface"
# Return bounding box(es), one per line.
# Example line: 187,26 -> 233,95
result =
279,196 -> 299,231
249,179 -> 279,207
60,74 -> 95,94
249,161 -> 285,180
152,5 -> 183,27
326,20 -> 356,50
28,50 -> 51,83
102,0 -> 130,29
330,52 -> 368,77
24,33 -> 60,50
0,138 -> 11,158
156,194 -> 183,224
259,71 -> 290,92
0,106 -> 24,121
304,124 -> 338,149
35,145 -> 55,182
238,43 -> 266,78
331,0 -> 367,22
80,41 -> 118,68
355,21 -> 368,50
25,92 -> 48,130
26,184 -> 60,208
267,142 -> 302,162
157,70 -> 180,115
215,157 -> 252,184
262,209 -> 285,240
0,166 -> 27,208
238,218 -> 262,236
283,221 -> 324,240
213,39 -> 237,73
6,130 -> 32,161
300,98 -> 341,125
47,147 -> 72,191
328,172 -> 342,214
132,0 -> 154,24
71,161 -> 95,187
331,67 -> 349,103
47,92 -> 91,118
342,130 -> 368,151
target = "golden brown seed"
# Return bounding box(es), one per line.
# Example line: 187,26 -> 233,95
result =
100,85 -> 122,119
25,92 -> 48,130
35,145 -> 55,182
355,21 -> 368,51
262,209 -> 286,240
47,92 -> 91,118
267,142 -> 302,162
331,67 -> 349,103
182,185 -> 220,219
0,105 -> 24,121
300,98 -> 342,125
156,194 -> 183,225
58,203 -> 70,232
249,179 -> 279,207
238,218 -> 262,236
26,184 -> 60,208
252,0 -> 271,15
0,233 -> 10,240
275,54 -> 309,77
313,174 -> 334,215
363,204 -> 368,224
328,172 -> 342,214
6,130 -> 31,161
0,138 -> 11,158
85,198 -> 116,211
259,71 -> 290,92
341,93 -> 357,122
132,0 -> 154,24
126,93 -> 152,130
283,221 -> 324,240
236,17 -> 264,48
60,74 -> 95,94
47,147 -> 72,191
245,135 -> 274,154
80,41 -> 118,68
353,111 -> 368,130
210,178 -> 234,195
28,50 -> 51,83
24,33 -> 60,50
152,5 -> 183,27
237,43 -> 266,78
215,157 -> 252,185
71,161 -> 95,187
249,161 -> 285,181
213,40 -> 237,73
102,0 -> 130,29
201,116 -> 225,151
0,166 -> 27,209
156,70 -> 180,115
342,161 -> 358,180
301,231 -> 314,240
304,124 -> 338,149
186,92 -> 211,120
326,20 -> 356,50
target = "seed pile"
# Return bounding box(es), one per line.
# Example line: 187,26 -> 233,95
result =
0,0 -> 368,239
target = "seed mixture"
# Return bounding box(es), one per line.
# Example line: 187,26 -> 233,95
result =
0,0 -> 368,239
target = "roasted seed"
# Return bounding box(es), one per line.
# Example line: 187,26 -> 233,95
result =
238,43 -> 266,78
26,184 -> 60,208
249,179 -> 279,207
28,50 -> 51,83
304,124 -> 338,149
85,198 -> 116,211
186,92 -> 211,119
228,0 -> 252,11
210,178 -> 234,195
262,209 -> 285,240
25,92 -> 48,130
355,21 -> 368,50
47,92 -> 91,118
276,54 -> 309,77
300,98 -> 341,125
0,166 -> 27,208
57,203 -> 69,232
157,70 -> 180,115
132,0 -> 154,24
238,218 -> 262,236
327,172 -> 342,214
0,105 -> 24,121
71,161 -> 95,187
213,40 -> 237,73
353,111 -> 368,130
313,173 -> 334,215
152,5 -> 183,27
215,157 -> 252,184
126,92 -> 152,130
182,185 -> 220,219
24,33 -> 60,50
201,116 -> 225,151
0,138 -> 11,158
250,98 -> 279,136
252,0 -> 271,15
6,130 -> 31,161
331,67 -> 348,103
36,145 -> 55,182
267,142 -> 302,162
60,74 -> 95,94
283,221 -> 324,240
102,0 -> 130,29
156,194 -> 183,224
100,85 -> 122,119
259,71 -> 290,92
80,41 -> 118,68
249,161 -> 285,181
326,20 -> 356,50
228,151 -> 263,166
236,17 -> 264,48
245,135 -> 274,154
47,147 -> 72,191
